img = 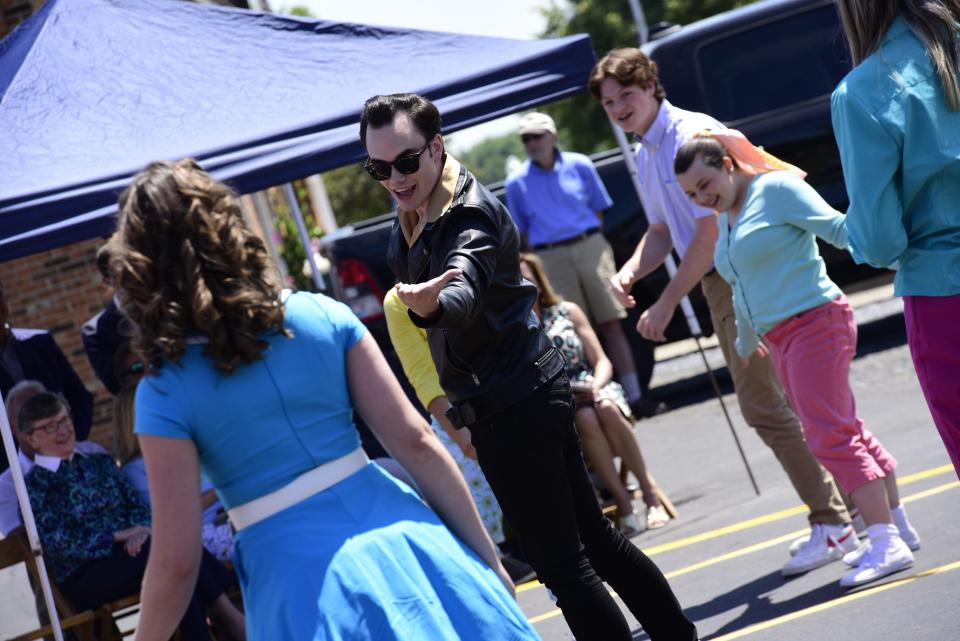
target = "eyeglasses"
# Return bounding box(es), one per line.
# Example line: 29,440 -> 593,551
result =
26,415 -> 73,436
521,133 -> 546,144
364,142 -> 431,181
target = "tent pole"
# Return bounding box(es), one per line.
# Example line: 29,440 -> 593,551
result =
282,183 -> 326,292
0,394 -> 65,641
608,119 -> 760,495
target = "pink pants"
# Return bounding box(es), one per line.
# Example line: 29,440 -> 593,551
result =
764,295 -> 896,494
904,294 -> 960,480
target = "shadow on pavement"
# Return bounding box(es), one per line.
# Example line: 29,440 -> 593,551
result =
682,570 -> 845,639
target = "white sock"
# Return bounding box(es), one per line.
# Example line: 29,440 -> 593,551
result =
866,523 -> 899,543
620,373 -> 642,403
890,504 -> 912,533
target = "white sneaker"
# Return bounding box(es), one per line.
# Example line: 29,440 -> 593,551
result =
839,534 -> 914,588
897,520 -> 921,551
843,539 -> 871,567
844,521 -> 921,567
789,512 -> 866,556
782,523 -> 859,576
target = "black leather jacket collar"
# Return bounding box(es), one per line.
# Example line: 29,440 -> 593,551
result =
387,163 -> 551,405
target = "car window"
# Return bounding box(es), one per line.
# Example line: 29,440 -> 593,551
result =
698,5 -> 850,122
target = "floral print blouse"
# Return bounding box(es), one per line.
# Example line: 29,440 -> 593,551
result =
25,452 -> 150,582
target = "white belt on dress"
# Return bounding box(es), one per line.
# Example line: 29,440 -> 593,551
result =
227,447 -> 369,531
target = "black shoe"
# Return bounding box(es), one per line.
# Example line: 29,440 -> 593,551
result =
630,397 -> 669,419
501,553 -> 537,583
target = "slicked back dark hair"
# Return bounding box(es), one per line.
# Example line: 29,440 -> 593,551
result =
359,93 -> 442,148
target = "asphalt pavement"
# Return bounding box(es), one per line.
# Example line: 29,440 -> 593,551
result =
520,294 -> 960,641
1,292 -> 955,641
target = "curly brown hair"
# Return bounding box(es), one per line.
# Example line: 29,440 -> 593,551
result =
113,159 -> 288,374
588,48 -> 666,103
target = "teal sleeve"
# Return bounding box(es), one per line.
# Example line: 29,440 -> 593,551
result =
302,293 -> 367,351
773,174 -> 848,249
732,289 -> 760,359
831,86 -> 907,267
134,371 -> 194,440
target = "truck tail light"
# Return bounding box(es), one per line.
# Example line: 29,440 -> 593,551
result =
336,259 -> 385,323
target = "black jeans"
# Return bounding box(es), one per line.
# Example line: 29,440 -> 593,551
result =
469,373 -> 697,641
61,541 -> 232,641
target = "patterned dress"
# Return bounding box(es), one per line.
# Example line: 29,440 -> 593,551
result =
541,302 -> 632,418
430,418 -> 504,544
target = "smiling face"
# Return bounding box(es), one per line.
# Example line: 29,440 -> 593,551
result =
23,407 -> 76,459
599,77 -> 660,136
676,154 -> 739,212
364,111 -> 444,214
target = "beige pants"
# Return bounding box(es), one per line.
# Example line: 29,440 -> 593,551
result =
537,232 -> 626,325
700,271 -> 848,525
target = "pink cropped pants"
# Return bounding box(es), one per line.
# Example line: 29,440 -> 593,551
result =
764,295 -> 896,494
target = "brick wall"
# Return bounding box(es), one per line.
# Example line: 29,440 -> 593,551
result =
1,238 -> 117,450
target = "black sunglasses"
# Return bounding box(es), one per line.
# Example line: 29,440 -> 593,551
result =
521,132 -> 546,144
364,142 -> 431,181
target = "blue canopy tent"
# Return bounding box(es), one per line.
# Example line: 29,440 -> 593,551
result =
0,3 -> 598,638
0,0 -> 597,260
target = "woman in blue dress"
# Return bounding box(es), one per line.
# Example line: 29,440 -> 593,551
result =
111,159 -> 540,641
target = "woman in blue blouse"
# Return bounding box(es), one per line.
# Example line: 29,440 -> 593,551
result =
831,0 -> 960,481
18,392 -> 237,640
112,160 -> 538,641
674,134 -> 920,588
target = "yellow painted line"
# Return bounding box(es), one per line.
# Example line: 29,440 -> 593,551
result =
518,469 -> 955,595
643,464 -> 954,557
711,560 -> 960,640
525,479 -> 958,625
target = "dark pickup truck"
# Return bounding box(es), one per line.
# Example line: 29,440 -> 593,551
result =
318,0 -> 880,390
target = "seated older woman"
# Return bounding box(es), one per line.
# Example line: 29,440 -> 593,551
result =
17,392 -> 243,641
520,254 -> 676,535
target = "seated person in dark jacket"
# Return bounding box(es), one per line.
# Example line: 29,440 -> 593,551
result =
17,392 -> 244,641
0,277 -> 93,473
82,237 -> 132,395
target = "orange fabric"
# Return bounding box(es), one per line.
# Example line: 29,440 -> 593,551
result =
695,129 -> 807,179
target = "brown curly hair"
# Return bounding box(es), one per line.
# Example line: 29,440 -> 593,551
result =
588,47 -> 666,103
113,159 -> 289,374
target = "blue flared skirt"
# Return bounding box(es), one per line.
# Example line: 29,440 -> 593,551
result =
231,462 -> 540,641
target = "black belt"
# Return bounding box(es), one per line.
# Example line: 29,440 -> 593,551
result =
531,227 -> 600,251
445,347 -> 566,429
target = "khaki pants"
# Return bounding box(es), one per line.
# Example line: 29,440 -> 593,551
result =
700,271 -> 848,525
537,232 -> 626,325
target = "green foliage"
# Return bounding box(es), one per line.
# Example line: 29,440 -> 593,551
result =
456,133 -> 525,185
322,163 -> 394,227
539,0 -> 759,153
268,182 -> 324,291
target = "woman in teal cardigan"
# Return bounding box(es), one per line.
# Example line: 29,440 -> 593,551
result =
831,0 -> 960,481
674,132 -> 920,589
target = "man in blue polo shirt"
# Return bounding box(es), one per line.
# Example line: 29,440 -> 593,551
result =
505,112 -> 661,418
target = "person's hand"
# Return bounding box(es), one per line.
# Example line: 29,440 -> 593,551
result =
451,427 -> 477,460
114,525 -> 151,557
739,341 -> 769,369
636,299 -> 675,342
609,271 -> 636,308
396,269 -> 462,319
571,375 -> 599,404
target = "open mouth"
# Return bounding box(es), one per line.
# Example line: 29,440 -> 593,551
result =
393,185 -> 416,203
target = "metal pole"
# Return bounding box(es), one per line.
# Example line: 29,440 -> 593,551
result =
627,0 -> 650,45
282,183 -> 326,291
0,395 -> 65,641
609,118 -> 760,495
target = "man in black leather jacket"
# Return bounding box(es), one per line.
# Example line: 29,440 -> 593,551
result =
361,93 -> 696,641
